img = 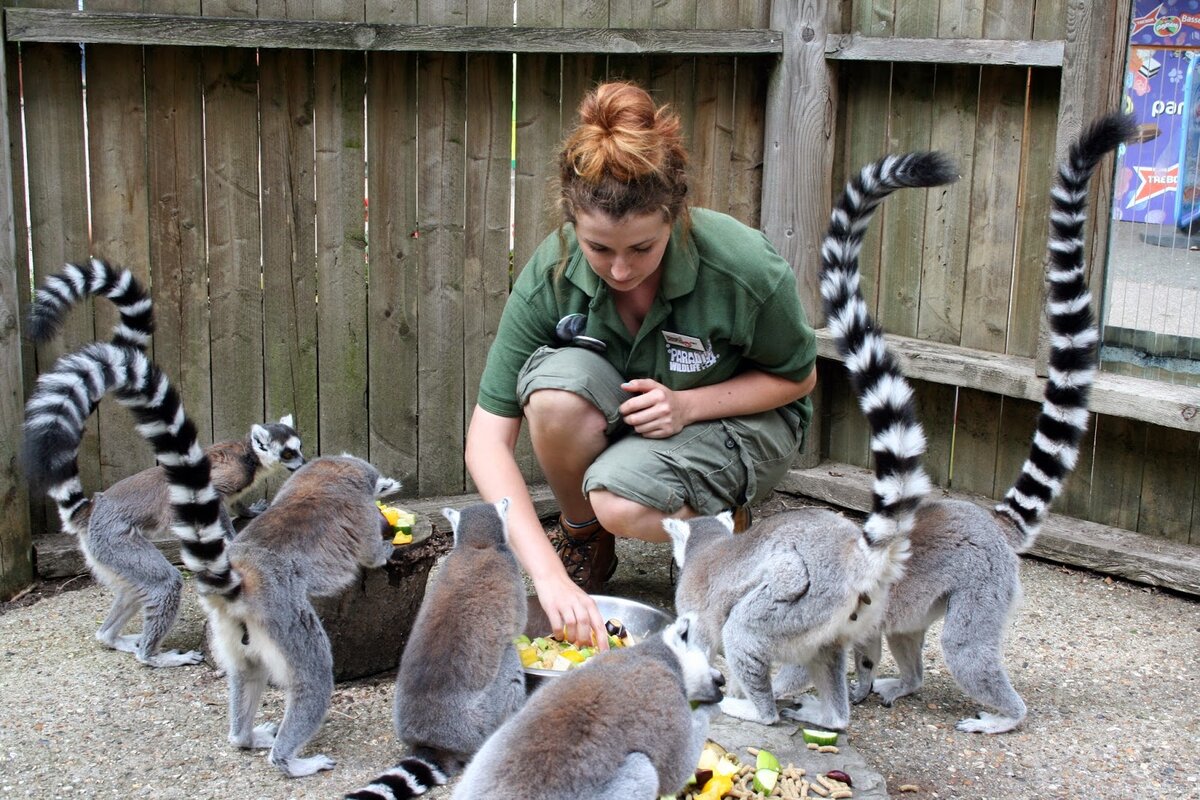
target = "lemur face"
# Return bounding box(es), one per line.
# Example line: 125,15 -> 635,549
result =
665,614 -> 725,705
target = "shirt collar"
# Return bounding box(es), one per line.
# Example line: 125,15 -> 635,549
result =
564,220 -> 698,300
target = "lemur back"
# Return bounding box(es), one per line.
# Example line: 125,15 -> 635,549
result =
851,113 -> 1135,734
665,153 -> 957,731
345,500 -> 527,800
21,261 -> 305,669
22,331 -> 399,777
451,614 -> 724,800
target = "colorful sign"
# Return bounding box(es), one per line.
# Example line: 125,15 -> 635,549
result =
1115,46 -> 1193,224
1131,1 -> 1200,47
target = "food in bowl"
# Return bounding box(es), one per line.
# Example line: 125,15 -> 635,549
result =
513,619 -> 633,672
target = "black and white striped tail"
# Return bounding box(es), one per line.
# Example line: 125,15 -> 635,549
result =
996,113 -> 1136,549
821,152 -> 959,546
344,757 -> 448,799
28,258 -> 153,349
21,342 -> 238,596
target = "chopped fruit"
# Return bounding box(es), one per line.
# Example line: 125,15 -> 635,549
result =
514,621 -> 635,672
801,728 -> 839,746
752,748 -> 782,793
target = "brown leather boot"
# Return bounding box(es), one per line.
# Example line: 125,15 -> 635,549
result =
551,515 -> 618,593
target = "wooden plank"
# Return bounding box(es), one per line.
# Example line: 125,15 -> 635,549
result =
853,0 -> 894,37
259,48 -> 318,465
959,65 -> 1025,354
992,394 -> 1040,503
0,26 -> 32,597
815,329 -> 1200,433
1055,415 -> 1097,522
22,40 -> 97,532
1031,0 -> 1066,41
825,33 -> 1064,66
415,0 -> 467,496
512,53 -> 560,280
203,45 -> 264,443
146,44 -> 211,444
937,0 -> 984,39
691,56 -> 735,215
1137,425 -> 1198,543
461,51 -> 512,493
1006,66 -> 1060,359
313,50 -> 369,456
916,63 -> 977,345
727,55 -> 767,228
1088,414 -> 1145,533
950,386 -> 1002,496
893,0 -> 936,38
365,51 -> 419,492
982,0 -> 1033,40
778,461 -> 1200,597
912,379 -> 956,488
5,9 -> 784,53
876,62 -> 935,338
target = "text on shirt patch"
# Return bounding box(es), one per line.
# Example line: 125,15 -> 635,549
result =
666,337 -> 719,373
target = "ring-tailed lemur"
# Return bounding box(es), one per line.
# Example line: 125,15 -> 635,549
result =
849,113 -> 1135,734
664,152 -> 958,730
21,261 -> 306,668
344,500 -> 527,800
21,339 -> 400,777
451,613 -> 724,800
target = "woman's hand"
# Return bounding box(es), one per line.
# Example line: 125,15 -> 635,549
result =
619,378 -> 692,438
531,572 -> 609,650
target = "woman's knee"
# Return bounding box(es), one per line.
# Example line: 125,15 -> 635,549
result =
525,388 -> 605,435
589,490 -> 676,542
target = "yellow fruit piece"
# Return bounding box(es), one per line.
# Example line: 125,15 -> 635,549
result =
380,505 -> 401,527
517,646 -> 539,668
391,530 -> 413,546
696,774 -> 733,800
713,757 -> 739,779
559,648 -> 586,664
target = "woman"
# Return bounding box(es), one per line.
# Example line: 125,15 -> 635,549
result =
465,80 -> 817,646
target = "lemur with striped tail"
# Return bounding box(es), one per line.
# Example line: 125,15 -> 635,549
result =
664,152 -> 957,731
849,113 -> 1135,734
22,259 -> 304,668
22,338 -> 400,776
345,500 -> 527,800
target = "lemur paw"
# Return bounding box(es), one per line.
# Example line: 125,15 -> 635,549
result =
872,677 -> 916,706
276,753 -> 336,777
956,712 -> 1021,735
718,697 -> 778,725
142,649 -> 204,668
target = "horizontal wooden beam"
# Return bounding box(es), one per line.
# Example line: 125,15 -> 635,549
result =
779,462 -> 1200,597
5,9 -> 782,54
815,328 -> 1200,433
825,32 -> 1064,67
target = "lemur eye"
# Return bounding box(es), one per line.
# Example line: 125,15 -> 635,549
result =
281,449 -> 296,459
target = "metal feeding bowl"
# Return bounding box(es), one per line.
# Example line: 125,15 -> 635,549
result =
521,595 -> 674,689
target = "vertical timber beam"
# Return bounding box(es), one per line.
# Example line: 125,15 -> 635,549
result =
1037,0 -> 1132,374
761,0 -> 840,468
0,24 -> 33,599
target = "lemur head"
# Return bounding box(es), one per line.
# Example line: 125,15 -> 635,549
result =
443,499 -> 510,549
251,414 -> 305,472
661,512 -> 735,569
663,613 -> 725,705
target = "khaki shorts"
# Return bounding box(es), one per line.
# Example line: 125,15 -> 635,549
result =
516,346 -> 803,516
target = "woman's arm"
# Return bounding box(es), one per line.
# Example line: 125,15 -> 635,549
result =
620,368 -> 816,438
464,405 -> 608,646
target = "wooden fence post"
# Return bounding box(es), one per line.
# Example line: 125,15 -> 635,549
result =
0,23 -> 33,599
761,0 -> 839,469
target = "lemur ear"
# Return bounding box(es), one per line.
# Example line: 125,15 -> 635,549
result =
492,497 -> 510,518
250,424 -> 270,450
715,510 -> 735,532
442,507 -> 461,545
278,413 -> 294,428
662,518 -> 691,568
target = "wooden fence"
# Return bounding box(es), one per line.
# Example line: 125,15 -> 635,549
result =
1,0 -> 1197,597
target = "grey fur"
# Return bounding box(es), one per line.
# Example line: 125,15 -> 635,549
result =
452,614 -> 724,800
667,510 -> 892,730
346,500 -> 527,799
207,455 -> 401,778
48,408 -> 302,667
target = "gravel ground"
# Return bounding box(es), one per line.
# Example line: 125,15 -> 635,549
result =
1,494 -> 1197,800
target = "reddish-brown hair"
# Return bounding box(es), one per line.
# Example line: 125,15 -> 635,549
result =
557,81 -> 691,229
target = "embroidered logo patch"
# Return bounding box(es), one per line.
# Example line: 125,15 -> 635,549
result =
664,331 -> 718,373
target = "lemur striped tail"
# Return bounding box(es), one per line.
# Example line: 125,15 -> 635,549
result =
345,756 -> 448,799
996,113 -> 1136,550
28,258 -> 153,349
820,152 -> 959,547
21,342 -> 239,596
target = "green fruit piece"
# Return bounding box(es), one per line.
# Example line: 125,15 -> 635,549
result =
755,749 -> 781,773
752,768 -> 780,794
801,728 -> 839,746
513,634 -> 531,646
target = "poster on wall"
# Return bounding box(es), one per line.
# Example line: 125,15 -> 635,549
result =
1115,2 -> 1200,226
1177,51 -> 1200,228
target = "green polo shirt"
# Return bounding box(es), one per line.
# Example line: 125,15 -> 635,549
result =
477,207 -> 817,429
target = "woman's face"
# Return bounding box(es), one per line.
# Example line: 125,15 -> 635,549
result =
574,208 -> 672,293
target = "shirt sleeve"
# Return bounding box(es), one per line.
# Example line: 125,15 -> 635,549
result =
476,276 -> 557,418
744,248 -> 817,383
